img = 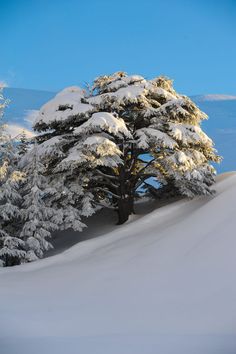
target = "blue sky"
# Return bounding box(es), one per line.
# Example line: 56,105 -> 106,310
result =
0,0 -> 235,95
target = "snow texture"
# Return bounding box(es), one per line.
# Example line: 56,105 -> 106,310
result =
59,136 -> 122,169
74,112 -> 132,138
1,172 -> 236,354
34,86 -> 93,127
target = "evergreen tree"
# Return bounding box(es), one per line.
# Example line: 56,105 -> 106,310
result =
20,142 -> 60,260
18,129 -> 29,156
32,87 -> 98,226
19,137 -> 89,256
34,73 -> 220,224
0,88 -> 26,266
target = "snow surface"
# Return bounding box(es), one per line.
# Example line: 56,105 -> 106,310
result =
74,112 -> 132,138
34,87 -> 93,126
59,135 -> 122,168
1,172 -> 236,354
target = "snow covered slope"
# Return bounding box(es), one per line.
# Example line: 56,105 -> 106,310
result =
1,172 -> 236,354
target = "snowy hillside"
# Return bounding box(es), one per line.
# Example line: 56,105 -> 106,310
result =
2,88 -> 235,172
1,172 -> 236,354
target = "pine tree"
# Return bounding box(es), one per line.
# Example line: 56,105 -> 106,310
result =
32,87 -> 98,227
18,129 -> 29,156
0,88 -> 26,266
34,73 -> 220,224
20,142 -> 60,260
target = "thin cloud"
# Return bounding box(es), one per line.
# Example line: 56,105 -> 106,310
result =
217,128 -> 236,134
24,109 -> 39,127
5,124 -> 35,139
0,80 -> 8,88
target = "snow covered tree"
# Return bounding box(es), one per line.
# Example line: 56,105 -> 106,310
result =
32,87 -> 97,227
0,89 -> 26,266
34,73 -> 220,224
18,129 -> 29,156
20,136 -> 88,246
19,142 -> 62,261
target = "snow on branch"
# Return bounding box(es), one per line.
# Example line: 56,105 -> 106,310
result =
74,112 -> 132,138
34,86 -> 94,128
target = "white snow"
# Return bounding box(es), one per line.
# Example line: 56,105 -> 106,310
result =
1,172 -> 236,354
135,127 -> 177,149
74,112 -> 132,138
168,123 -> 213,145
35,136 -> 65,157
35,87 -> 93,126
106,75 -> 145,91
88,85 -> 146,106
56,135 -> 122,169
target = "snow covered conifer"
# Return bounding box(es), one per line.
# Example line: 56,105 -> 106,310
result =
0,88 -> 26,266
20,142 -> 60,260
18,129 -> 29,156
34,73 -> 220,224
0,163 -> 26,266
32,87 -> 97,228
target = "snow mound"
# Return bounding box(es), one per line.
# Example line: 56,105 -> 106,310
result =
1,172 -> 236,354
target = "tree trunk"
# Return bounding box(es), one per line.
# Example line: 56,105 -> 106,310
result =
117,196 -> 134,225
116,147 -> 136,224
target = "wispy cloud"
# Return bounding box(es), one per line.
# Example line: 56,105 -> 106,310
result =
217,128 -> 236,134
24,110 -> 39,127
0,80 -> 8,88
5,124 -> 35,139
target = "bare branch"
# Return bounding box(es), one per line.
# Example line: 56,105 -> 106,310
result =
95,187 -> 121,200
93,201 -> 117,210
135,173 -> 157,190
138,158 -> 155,175
97,179 -> 119,190
96,170 -> 118,180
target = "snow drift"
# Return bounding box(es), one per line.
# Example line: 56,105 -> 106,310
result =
1,172 -> 236,354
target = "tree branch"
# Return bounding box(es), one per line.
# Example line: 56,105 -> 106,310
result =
137,158 -> 155,175
97,179 -> 119,190
93,201 -> 117,210
95,187 -> 121,200
135,174 -> 157,190
96,170 -> 118,180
